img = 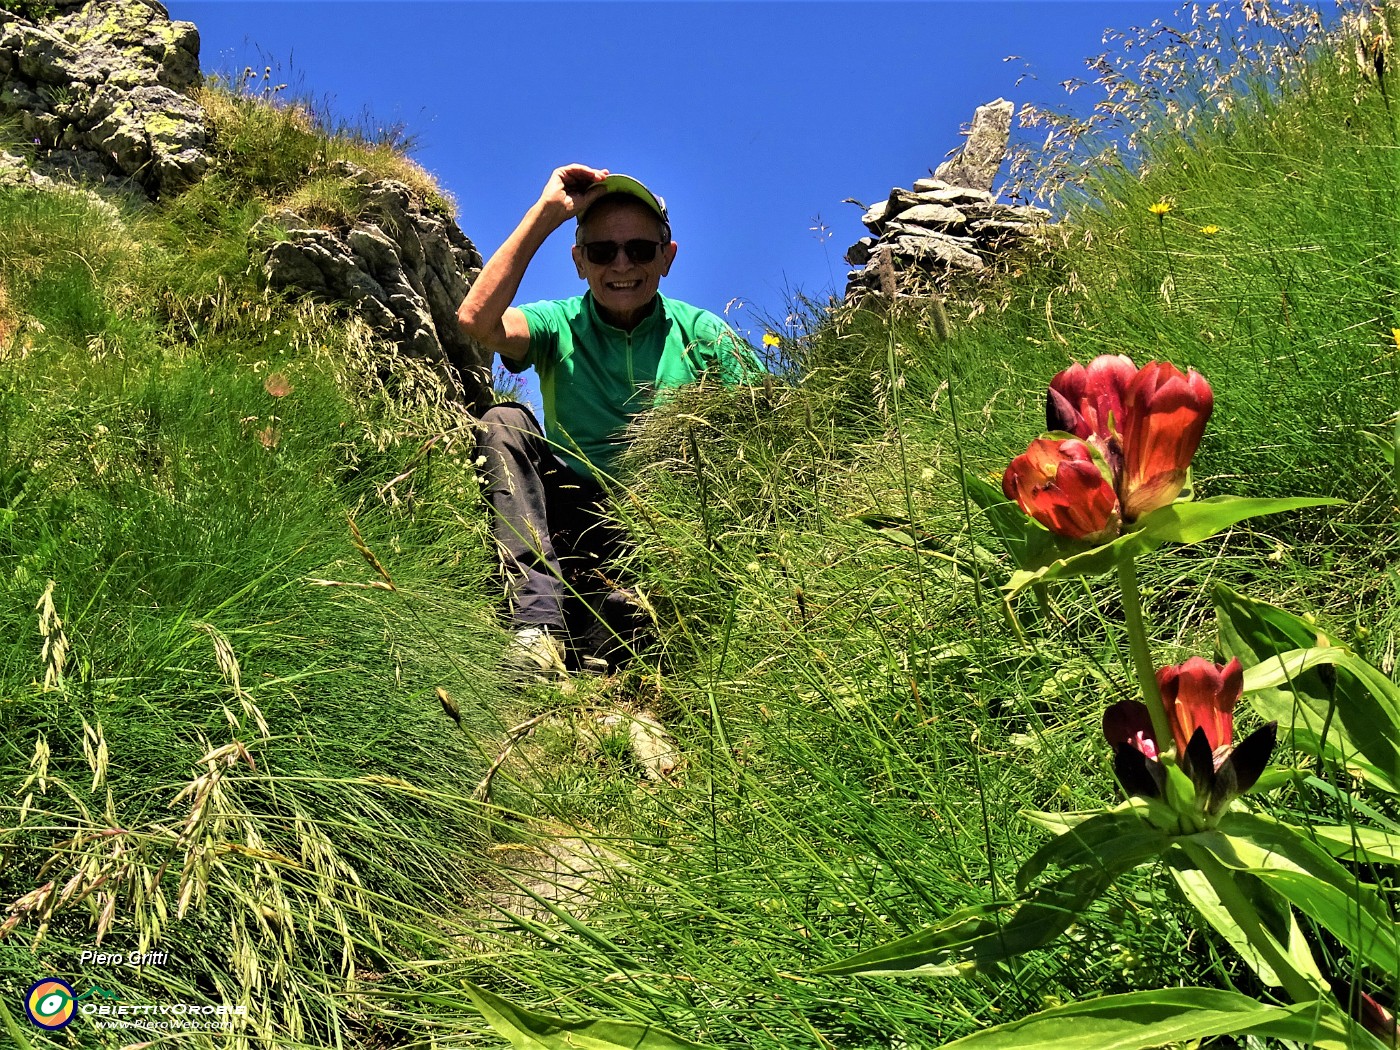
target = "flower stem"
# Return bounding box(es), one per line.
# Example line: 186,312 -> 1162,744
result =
1117,558 -> 1174,755
1157,222 -> 1177,293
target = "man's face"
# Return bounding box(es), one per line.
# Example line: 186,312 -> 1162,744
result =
572,199 -> 677,328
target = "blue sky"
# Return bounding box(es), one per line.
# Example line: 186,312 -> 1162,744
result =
168,1 -> 1193,371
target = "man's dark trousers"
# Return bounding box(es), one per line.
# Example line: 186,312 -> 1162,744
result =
473,402 -> 645,668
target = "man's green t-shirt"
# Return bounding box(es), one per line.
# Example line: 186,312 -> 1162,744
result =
507,292 -> 763,481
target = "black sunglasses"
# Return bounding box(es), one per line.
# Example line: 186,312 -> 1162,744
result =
581,239 -> 665,265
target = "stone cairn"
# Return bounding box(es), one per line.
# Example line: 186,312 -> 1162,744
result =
0,0 -> 493,407
844,99 -> 1051,304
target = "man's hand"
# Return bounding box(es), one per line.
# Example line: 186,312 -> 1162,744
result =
538,164 -> 611,227
460,164 -> 612,359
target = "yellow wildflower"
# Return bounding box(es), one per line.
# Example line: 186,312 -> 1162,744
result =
762,332 -> 781,347
1200,224 -> 1221,236
1148,201 -> 1172,218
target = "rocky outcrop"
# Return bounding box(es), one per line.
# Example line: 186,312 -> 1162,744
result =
2,2 -> 493,407
844,99 -> 1051,302
0,0 -> 208,197
260,162 -> 492,408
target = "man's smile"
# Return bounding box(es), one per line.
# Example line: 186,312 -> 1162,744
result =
606,280 -> 642,290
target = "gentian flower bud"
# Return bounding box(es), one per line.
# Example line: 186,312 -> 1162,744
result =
1002,437 -> 1120,542
1118,362 -> 1214,520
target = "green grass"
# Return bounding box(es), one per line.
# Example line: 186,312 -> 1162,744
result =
441,11 -> 1400,1048
2,3 -> 1399,1048
0,91 -> 511,1048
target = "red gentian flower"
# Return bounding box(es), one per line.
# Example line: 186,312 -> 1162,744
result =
1046,355 -> 1138,466
1105,658 -> 1276,817
1157,657 -> 1242,760
1002,437 -> 1120,542
1118,361 -> 1213,520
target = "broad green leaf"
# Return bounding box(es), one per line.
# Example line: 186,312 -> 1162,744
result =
1020,809 -> 1096,836
1249,765 -> 1311,793
461,981 -> 719,1050
1006,496 -> 1339,597
1169,862 -> 1325,991
1310,824 -> 1400,864
820,820 -> 1168,976
1206,813 -> 1400,976
1242,645 -> 1400,792
936,988 -> 1379,1050
1015,807 -> 1171,891
811,899 -> 1024,977
1214,584 -> 1400,791
1287,727 -> 1400,795
1361,429 -> 1396,467
1213,582 -> 1345,662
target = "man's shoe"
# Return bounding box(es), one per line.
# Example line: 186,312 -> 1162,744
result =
506,626 -> 568,677
578,655 -> 611,676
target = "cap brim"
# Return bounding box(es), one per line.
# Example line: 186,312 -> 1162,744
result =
579,173 -> 668,224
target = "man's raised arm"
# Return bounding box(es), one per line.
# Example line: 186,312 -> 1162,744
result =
457,164 -> 611,361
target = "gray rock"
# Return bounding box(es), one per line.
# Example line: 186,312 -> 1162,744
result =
51,1 -> 200,90
0,149 -> 49,188
5,1 -> 491,407
261,164 -> 491,408
884,188 -> 917,218
42,146 -> 134,188
844,236 -> 875,266
842,104 -> 1059,304
0,0 -> 208,197
860,199 -> 889,233
886,186 -> 989,218
885,221 -> 977,247
914,183 -> 994,206
893,203 -> 967,231
888,227 -> 985,271
933,98 -> 1015,193
4,22 -> 82,84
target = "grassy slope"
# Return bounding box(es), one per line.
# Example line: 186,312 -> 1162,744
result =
0,89 -> 512,1048
1,10 -> 1397,1050
449,18 -> 1400,1050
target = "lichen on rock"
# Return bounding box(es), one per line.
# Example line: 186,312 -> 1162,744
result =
0,2 -> 494,408
0,0 -> 206,196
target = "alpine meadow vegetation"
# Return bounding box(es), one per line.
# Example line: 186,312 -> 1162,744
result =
2,2 -> 1400,1048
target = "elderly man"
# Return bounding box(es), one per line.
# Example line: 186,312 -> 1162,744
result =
458,164 -> 762,675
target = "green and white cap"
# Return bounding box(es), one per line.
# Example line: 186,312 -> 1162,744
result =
579,173 -> 669,226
